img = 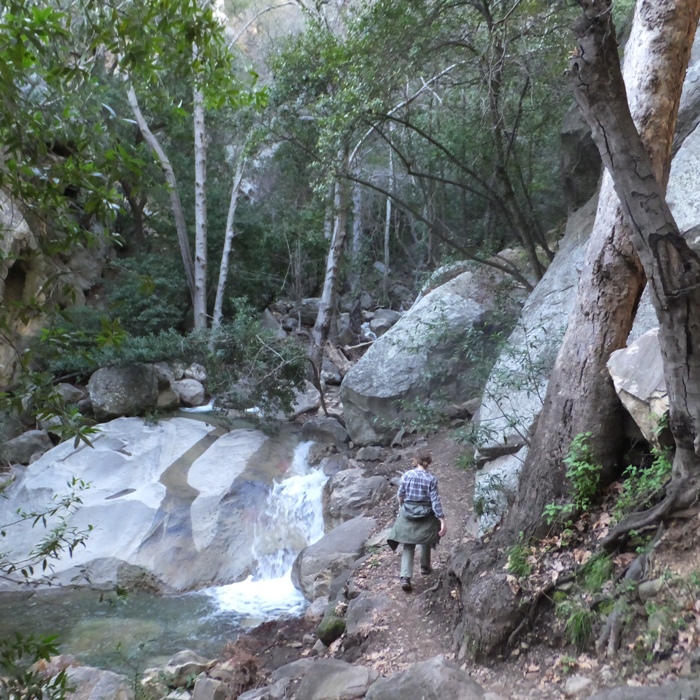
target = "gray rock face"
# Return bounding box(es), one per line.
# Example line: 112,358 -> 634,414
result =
1,429 -> 53,464
295,659 -> 378,700
320,360 -> 342,385
301,417 -> 349,445
56,383 -> 86,405
607,329 -> 667,445
0,417 -> 284,592
560,103 -> 602,213
345,592 -> 393,637
164,650 -> 213,687
291,516 -> 376,601
290,381 -> 321,418
323,469 -> 389,525
65,666 -> 134,700
585,679 -> 700,700
88,364 -> 158,420
369,309 -> 401,337
474,447 -> 528,535
342,265 -> 523,445
365,656 -> 484,700
474,196 -> 597,461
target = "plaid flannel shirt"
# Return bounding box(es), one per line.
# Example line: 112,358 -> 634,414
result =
398,468 -> 444,518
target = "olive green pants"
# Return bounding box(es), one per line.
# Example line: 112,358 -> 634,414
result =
400,543 -> 431,578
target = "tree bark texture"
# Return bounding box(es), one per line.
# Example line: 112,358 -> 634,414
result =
569,0 -> 700,537
212,157 -> 246,330
193,80 -> 208,329
312,171 -> 349,362
126,85 -> 196,301
505,0 -> 700,542
448,0 -> 700,658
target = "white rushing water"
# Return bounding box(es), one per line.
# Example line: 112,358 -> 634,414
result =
206,441 -> 327,621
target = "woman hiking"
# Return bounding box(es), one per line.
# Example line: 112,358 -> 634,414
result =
387,449 -> 446,592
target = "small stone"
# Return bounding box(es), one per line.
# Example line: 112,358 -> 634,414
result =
638,577 -> 664,601
311,639 -> 328,656
564,675 -> 593,697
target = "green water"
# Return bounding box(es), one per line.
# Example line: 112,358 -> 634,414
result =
1,588 -> 249,674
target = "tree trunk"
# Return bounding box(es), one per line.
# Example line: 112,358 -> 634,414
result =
126,85 -> 195,301
569,0 -> 700,543
212,157 -> 246,330
506,0 -> 700,542
448,0 -> 700,658
312,167 -> 349,366
351,181 -> 363,293
193,78 -> 208,330
383,132 -> 394,304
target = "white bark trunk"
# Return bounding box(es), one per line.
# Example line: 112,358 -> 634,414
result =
193,77 -> 208,329
212,158 -> 246,329
351,181 -> 362,292
383,134 -> 394,303
126,85 -> 195,301
312,170 -> 348,350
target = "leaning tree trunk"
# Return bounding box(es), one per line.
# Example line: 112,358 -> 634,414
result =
312,171 -> 349,369
447,0 -> 700,659
569,0 -> 700,545
505,0 -> 700,543
126,85 -> 196,302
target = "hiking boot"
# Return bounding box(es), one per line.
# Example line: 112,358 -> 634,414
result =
400,577 -> 412,592
420,566 -> 432,575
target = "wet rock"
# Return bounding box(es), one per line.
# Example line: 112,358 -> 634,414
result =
0,417 -> 273,592
296,659 -> 378,700
1,429 -> 53,464
307,443 -> 336,466
65,665 -> 134,700
88,364 -> 158,419
292,516 -> 376,600
365,656 -> 484,700
164,650 -> 213,688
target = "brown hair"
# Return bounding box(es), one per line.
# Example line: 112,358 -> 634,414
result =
414,449 -> 432,467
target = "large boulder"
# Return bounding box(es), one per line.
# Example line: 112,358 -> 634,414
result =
586,679 -> 700,700
88,364 -> 158,420
322,469 -> 389,525
473,196 -> 597,461
0,417 -> 294,592
295,659 -> 378,700
364,656 -> 484,700
1,429 -> 53,464
65,666 -> 134,700
301,417 -> 349,446
291,516 -> 375,601
341,265 -> 523,445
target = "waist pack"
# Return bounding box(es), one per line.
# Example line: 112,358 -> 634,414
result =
401,501 -> 433,520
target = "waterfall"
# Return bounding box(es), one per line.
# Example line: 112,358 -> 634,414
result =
206,441 -> 327,621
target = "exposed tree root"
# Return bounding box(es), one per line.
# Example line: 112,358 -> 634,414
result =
600,478 -> 700,551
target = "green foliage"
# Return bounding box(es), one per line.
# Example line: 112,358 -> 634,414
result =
544,432 -> 600,525
580,553 -> 614,593
556,600 -> 595,652
0,633 -> 71,700
505,535 -> 532,579
613,448 -> 673,523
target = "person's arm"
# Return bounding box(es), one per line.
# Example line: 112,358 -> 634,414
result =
430,477 -> 447,537
397,476 -> 406,507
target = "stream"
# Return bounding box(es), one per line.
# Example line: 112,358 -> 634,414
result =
1,440 -> 327,674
